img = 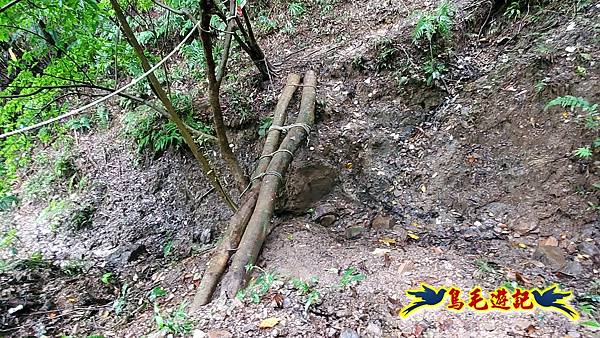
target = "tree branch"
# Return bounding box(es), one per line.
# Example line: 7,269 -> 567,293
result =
0,0 -> 23,14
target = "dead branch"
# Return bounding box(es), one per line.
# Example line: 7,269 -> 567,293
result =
191,188 -> 259,308
249,73 -> 302,189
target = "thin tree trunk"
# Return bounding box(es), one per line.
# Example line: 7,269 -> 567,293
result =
190,74 -> 301,307
222,71 -> 317,298
110,0 -> 237,211
200,0 -> 248,192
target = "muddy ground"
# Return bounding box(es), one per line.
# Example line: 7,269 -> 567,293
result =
1,0 -> 599,337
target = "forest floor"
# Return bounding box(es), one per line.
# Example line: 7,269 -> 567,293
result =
1,0 -> 599,337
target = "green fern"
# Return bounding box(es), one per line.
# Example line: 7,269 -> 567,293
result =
545,96 -> 597,113
0,195 -> 19,212
289,2 -> 306,17
546,96 -> 599,130
412,0 -> 454,44
575,147 -> 593,158
153,122 -> 183,152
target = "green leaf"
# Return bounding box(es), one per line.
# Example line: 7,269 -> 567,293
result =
575,147 -> 593,158
163,239 -> 173,257
101,272 -> 113,284
149,286 -> 167,301
580,320 -> 600,328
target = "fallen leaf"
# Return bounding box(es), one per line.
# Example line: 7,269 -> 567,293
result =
466,154 -> 479,165
408,233 -> 419,240
540,236 -> 558,247
414,323 -> 425,337
379,237 -> 396,246
345,162 -> 353,170
420,185 -> 427,193
259,317 -> 280,329
517,242 -> 527,249
515,272 -> 530,286
397,261 -> 414,275
8,48 -> 17,62
271,292 -> 284,308
526,324 -> 536,334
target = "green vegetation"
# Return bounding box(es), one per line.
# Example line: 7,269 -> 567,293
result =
236,264 -> 276,303
578,281 -> 600,328
101,272 -> 114,284
545,96 -> 599,158
153,301 -> 194,334
337,267 -> 365,289
113,282 -> 129,315
258,117 -> 273,138
291,276 -> 321,312
411,0 -> 454,85
374,37 -> 398,71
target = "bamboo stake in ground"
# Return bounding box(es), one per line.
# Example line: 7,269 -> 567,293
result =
222,71 -> 317,298
110,0 -> 237,211
191,74 -> 302,308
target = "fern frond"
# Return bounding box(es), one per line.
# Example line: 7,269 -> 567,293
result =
545,95 -> 593,111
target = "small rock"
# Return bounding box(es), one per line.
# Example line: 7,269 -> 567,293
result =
193,330 -> 206,338
514,318 -> 531,330
482,321 -> 496,331
372,214 -> 395,230
365,322 -> 383,337
579,242 -> 600,258
393,226 -> 408,242
560,260 -> 583,277
345,226 -> 365,239
540,236 -> 558,247
340,328 -> 359,338
207,329 -> 233,338
533,245 -> 566,269
106,243 -> 147,269
326,328 -> 337,337
319,214 -> 337,227
313,204 -> 337,220
336,309 -> 350,317
513,217 -> 538,235
199,228 -> 212,244
567,331 -> 581,338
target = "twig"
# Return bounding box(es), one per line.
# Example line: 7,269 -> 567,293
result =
0,0 -> 24,14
